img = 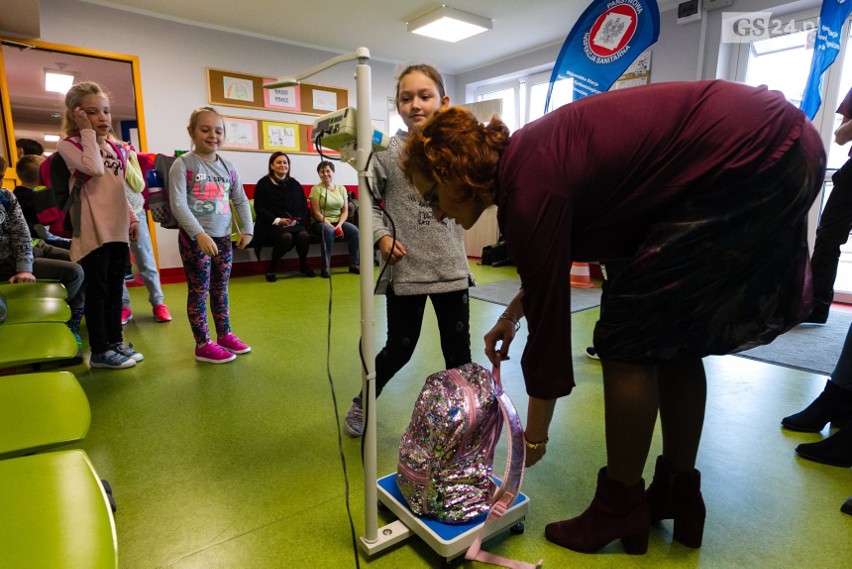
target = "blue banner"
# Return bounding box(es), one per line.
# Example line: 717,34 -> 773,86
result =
546,0 -> 660,111
800,0 -> 852,119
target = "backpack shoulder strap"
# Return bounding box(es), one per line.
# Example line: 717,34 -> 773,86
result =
465,366 -> 543,569
178,153 -> 195,186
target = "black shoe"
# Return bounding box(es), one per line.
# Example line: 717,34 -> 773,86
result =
265,272 -> 277,282
803,307 -> 829,324
782,380 -> 852,432
101,478 -> 117,513
796,421 -> 852,467
349,265 -> 360,274
321,270 -> 330,278
300,266 -> 316,278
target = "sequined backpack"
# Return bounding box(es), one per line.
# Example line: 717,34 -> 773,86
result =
397,363 -> 542,568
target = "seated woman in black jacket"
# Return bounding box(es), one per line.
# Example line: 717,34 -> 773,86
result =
252,152 -> 315,281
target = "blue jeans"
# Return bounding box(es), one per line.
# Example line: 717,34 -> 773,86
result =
122,210 -> 165,308
313,221 -> 359,270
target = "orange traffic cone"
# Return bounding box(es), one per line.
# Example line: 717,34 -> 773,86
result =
570,262 -> 594,288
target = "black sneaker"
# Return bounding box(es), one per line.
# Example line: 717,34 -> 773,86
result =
111,342 -> 143,362
344,401 -> 364,437
90,349 -> 136,369
585,347 -> 600,360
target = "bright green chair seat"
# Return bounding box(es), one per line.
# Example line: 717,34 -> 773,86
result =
0,322 -> 79,369
0,450 -> 117,569
0,281 -> 68,300
0,371 -> 91,459
1,297 -> 71,324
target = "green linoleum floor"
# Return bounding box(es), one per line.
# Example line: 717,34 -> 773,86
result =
41,262 -> 852,567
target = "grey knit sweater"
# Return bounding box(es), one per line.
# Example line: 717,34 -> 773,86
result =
370,130 -> 472,295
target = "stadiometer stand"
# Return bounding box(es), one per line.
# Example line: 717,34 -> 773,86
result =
265,48 -> 529,565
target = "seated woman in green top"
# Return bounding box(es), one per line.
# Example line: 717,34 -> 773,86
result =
309,161 -> 360,278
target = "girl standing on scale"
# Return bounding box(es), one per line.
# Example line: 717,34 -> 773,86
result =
343,64 -> 473,436
169,106 -> 254,364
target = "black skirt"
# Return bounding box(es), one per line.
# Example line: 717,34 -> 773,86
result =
594,126 -> 826,363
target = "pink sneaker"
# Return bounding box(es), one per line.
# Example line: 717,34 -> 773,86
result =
195,342 -> 236,364
121,306 -> 133,326
217,332 -> 251,355
152,303 -> 172,322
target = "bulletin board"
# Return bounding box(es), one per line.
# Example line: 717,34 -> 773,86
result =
298,83 -> 348,115
220,115 -> 338,156
208,69 -> 266,110
207,68 -> 348,116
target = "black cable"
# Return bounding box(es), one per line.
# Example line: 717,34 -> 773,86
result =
312,150 -> 360,568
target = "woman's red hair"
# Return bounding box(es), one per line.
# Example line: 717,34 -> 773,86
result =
401,107 -> 510,204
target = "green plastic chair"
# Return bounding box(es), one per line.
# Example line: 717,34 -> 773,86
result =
1,296 -> 71,324
0,281 -> 68,300
0,322 -> 79,369
0,371 -> 91,460
0,450 -> 117,569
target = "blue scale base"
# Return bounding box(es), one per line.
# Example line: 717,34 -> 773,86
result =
376,472 -> 530,561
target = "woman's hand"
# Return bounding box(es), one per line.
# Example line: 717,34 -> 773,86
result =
378,235 -> 407,265
236,233 -> 252,250
484,317 -> 516,366
196,232 -> 218,256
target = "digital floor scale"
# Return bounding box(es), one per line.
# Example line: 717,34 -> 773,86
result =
374,474 -> 530,565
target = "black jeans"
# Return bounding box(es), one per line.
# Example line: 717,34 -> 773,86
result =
79,242 -> 129,353
355,286 -> 471,405
811,160 -> 852,315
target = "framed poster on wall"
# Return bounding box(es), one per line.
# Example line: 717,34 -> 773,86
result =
299,83 -> 348,115
263,79 -> 301,112
222,117 -> 259,150
262,121 -> 300,153
208,68 -> 265,109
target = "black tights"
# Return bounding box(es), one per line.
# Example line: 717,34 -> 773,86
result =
268,228 -> 311,273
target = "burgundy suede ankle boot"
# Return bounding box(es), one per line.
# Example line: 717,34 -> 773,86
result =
645,455 -> 706,548
646,455 -> 675,521
545,467 -> 650,554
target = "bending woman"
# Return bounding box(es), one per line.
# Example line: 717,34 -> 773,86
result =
400,80 -> 825,555
252,151 -> 315,281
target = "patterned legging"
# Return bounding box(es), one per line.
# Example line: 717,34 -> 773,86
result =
178,231 -> 233,346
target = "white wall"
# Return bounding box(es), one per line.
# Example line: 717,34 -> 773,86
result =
37,0 -> 410,269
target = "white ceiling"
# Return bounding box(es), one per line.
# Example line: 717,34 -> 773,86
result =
5,0 -> 680,149
80,0 -> 679,75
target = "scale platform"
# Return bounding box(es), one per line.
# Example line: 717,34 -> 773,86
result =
377,473 -> 530,564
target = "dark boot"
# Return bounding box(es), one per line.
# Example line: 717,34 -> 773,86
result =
545,467 -> 650,554
645,456 -> 705,548
796,421 -> 852,467
782,380 -> 852,432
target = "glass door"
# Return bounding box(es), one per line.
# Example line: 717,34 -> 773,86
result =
734,15 -> 852,303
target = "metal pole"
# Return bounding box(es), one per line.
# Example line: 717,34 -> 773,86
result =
354,51 -> 378,545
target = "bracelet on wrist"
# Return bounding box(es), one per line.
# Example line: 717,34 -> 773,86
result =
524,436 -> 548,450
499,312 -> 521,332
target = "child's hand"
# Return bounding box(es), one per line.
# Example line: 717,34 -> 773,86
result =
72,106 -> 92,131
9,271 -> 36,283
378,235 -> 407,265
236,233 -> 252,250
129,220 -> 140,241
196,233 -> 219,256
